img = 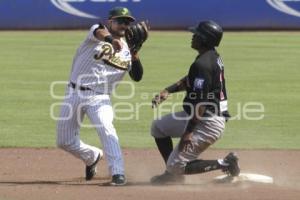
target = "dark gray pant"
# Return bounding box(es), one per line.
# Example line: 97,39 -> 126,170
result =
151,111 -> 225,174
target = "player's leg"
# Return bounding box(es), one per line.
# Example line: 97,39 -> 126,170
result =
56,88 -> 102,168
150,111 -> 188,164
150,140 -> 207,185
151,134 -> 209,184
169,116 -> 239,175
152,115 -> 239,184
85,95 -> 125,185
184,117 -> 239,175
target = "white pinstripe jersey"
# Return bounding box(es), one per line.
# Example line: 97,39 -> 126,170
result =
69,24 -> 132,94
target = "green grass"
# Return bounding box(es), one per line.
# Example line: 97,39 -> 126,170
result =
0,31 -> 299,149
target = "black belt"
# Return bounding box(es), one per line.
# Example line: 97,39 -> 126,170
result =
69,82 -> 91,91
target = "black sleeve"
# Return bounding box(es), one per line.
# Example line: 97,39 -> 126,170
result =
129,59 -> 143,82
190,63 -> 212,102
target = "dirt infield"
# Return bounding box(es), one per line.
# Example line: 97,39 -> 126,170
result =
0,148 -> 299,200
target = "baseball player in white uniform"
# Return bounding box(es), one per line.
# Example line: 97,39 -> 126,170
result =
56,7 -> 144,186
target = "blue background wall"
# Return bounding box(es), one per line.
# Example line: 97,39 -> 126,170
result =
1,0 -> 300,29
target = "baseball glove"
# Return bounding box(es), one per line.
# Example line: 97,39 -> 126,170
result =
125,21 -> 149,53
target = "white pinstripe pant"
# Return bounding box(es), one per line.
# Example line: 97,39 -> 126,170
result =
56,86 -> 124,175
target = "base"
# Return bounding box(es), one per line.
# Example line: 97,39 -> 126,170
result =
214,173 -> 274,184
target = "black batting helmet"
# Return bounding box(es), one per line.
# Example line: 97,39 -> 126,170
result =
189,20 -> 223,48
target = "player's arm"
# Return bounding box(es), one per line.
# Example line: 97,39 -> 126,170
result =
151,76 -> 187,108
93,22 -> 122,51
129,53 -> 143,82
165,76 -> 187,93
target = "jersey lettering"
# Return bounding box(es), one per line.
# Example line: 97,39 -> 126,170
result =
94,43 -> 131,70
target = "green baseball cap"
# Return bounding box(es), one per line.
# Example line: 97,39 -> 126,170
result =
108,7 -> 135,22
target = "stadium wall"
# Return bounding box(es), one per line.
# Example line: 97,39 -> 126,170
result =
1,0 -> 300,30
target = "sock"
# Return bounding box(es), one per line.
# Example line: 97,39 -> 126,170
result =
155,137 -> 173,164
184,159 -> 223,174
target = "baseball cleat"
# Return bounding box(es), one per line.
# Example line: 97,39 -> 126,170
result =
110,174 -> 127,186
85,150 -> 103,181
222,152 -> 240,177
150,171 -> 185,185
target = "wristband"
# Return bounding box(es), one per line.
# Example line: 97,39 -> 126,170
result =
104,35 -> 113,44
98,22 -> 105,29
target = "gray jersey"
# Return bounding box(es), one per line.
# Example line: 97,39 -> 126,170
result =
69,24 -> 132,94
